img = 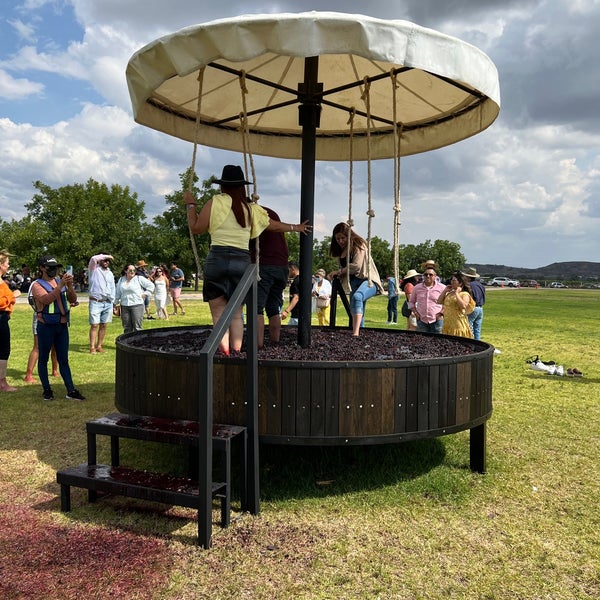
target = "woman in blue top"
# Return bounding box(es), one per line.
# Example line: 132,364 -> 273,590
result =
184,165 -> 311,355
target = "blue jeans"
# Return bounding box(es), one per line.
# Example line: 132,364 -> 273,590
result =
350,277 -> 378,327
468,306 -> 484,340
417,318 -> 443,334
37,322 -> 74,392
387,296 -> 398,322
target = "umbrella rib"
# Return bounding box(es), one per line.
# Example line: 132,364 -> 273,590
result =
147,92 -> 488,136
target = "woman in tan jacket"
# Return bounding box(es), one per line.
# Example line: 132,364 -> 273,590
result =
328,222 -> 383,336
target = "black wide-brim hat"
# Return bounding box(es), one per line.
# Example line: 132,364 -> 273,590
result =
214,165 -> 250,186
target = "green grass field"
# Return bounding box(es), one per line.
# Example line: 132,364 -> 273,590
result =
1,289 -> 598,599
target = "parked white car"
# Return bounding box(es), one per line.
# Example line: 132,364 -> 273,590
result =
489,277 -> 519,287
549,282 -> 568,288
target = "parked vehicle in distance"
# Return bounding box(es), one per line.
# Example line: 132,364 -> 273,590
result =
489,277 -> 520,287
549,282 -> 568,288
520,279 -> 538,287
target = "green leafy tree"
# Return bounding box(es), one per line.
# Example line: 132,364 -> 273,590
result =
369,236 -> 393,277
152,169 -> 219,288
23,179 -> 148,272
399,239 -> 466,280
312,236 -> 337,275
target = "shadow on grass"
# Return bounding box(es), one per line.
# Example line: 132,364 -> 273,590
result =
257,438 -> 447,501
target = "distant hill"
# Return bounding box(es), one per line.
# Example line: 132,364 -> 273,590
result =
465,261 -> 600,282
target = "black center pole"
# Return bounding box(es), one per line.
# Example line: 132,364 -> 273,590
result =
297,56 -> 322,348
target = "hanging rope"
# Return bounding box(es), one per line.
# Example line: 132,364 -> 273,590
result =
390,70 -> 402,297
186,68 -> 205,280
238,71 -> 259,203
361,77 -> 374,286
238,71 -> 261,280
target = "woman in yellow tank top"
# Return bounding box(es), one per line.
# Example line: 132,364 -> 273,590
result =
184,165 -> 311,355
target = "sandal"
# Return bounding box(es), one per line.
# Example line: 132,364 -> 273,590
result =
525,355 -> 556,366
572,368 -> 583,377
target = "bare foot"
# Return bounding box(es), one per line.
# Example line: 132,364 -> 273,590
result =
52,371 -> 60,377
24,375 -> 37,383
96,347 -> 106,353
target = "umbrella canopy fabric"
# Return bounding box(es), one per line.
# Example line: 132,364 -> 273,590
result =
126,12 -> 500,161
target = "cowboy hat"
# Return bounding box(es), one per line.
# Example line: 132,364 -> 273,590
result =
136,260 -> 148,267
403,269 -> 420,280
462,267 -> 480,278
420,259 -> 439,271
213,165 -> 250,186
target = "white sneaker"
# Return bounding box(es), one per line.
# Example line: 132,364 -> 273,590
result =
555,365 -> 564,376
530,360 -> 552,373
545,365 -> 557,375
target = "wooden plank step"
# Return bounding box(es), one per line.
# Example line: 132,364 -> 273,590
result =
87,413 -> 246,446
57,464 -> 228,526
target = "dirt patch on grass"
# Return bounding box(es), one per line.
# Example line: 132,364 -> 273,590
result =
0,504 -> 172,599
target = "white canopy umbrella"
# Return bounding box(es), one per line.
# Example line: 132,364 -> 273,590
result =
126,11 -> 500,347
127,12 -> 500,161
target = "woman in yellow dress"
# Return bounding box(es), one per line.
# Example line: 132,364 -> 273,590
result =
437,271 -> 475,338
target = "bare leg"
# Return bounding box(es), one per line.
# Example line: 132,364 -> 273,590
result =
25,336 -> 39,382
96,323 -> 107,352
208,297 -> 230,354
89,324 -> 99,352
228,307 -> 244,352
268,313 -> 282,343
352,313 -> 362,336
51,346 -> 59,376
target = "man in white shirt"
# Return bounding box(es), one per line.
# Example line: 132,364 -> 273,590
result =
87,253 -> 115,354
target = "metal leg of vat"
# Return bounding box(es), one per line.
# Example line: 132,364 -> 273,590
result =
469,422 -> 486,473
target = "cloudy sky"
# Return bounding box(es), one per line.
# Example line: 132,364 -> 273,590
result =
1,0 -> 599,269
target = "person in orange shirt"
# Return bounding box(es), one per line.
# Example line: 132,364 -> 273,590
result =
0,249 -> 21,392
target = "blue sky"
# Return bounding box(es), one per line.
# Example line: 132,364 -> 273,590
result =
1,0 -> 599,269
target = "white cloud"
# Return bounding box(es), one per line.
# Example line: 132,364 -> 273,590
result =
0,0 -> 598,268
0,68 -> 44,99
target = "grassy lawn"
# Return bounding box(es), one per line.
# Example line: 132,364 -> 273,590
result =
1,289 -> 598,599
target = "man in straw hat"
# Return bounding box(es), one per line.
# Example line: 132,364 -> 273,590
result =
312,268 -> 332,326
462,266 -> 486,340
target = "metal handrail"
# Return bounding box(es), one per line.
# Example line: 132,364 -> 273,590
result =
196,263 -> 258,548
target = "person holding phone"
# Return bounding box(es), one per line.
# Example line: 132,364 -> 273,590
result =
30,255 -> 85,401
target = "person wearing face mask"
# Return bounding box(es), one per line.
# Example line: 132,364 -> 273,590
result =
31,256 -> 85,401
311,268 -> 332,326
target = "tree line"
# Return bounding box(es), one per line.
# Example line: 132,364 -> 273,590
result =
0,172 -> 466,286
